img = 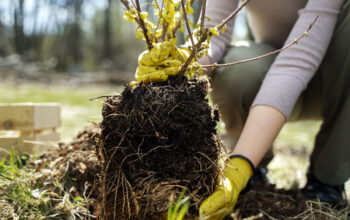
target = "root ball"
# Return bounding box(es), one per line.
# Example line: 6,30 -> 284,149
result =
97,77 -> 222,219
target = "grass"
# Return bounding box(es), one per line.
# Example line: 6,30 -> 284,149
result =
167,190 -> 190,220
0,149 -> 91,219
0,84 -> 123,142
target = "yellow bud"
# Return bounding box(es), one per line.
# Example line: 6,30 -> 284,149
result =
180,24 -> 184,33
140,12 -> 148,20
123,10 -> 135,22
189,19 -> 193,27
210,27 -> 219,36
186,6 -> 194,15
136,28 -> 145,40
205,16 -> 212,22
222,24 -> 226,33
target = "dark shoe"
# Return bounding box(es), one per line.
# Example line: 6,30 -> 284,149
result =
253,167 -> 269,184
300,171 -> 345,204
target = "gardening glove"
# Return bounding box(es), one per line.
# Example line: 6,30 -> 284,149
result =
199,155 -> 255,220
130,42 -> 191,87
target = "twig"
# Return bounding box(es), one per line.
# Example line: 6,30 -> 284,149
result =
150,0 -> 163,43
178,0 -> 249,76
160,22 -> 168,42
181,0 -> 195,50
171,0 -> 195,37
217,0 -> 249,31
200,15 -> 319,69
135,0 -> 153,50
121,0 -> 131,10
121,0 -> 151,48
199,0 -> 207,35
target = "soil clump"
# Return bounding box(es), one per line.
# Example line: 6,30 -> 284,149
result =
36,125 -> 101,214
96,76 -> 222,219
232,181 -> 349,219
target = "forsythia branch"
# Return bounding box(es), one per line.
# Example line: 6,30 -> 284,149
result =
200,15 -> 319,69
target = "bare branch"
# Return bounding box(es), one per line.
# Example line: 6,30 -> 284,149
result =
200,15 -> 319,69
121,0 -> 153,49
160,23 -> 168,42
135,0 -> 153,50
150,0 -> 163,43
181,0 -> 195,50
217,0 -> 249,31
199,0 -> 207,35
121,0 -> 131,10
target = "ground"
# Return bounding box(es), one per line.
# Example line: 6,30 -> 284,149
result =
0,83 -> 349,219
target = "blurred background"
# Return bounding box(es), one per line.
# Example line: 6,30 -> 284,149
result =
0,0 -> 144,81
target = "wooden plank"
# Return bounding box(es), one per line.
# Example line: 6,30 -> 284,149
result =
33,104 -> 61,130
0,131 -> 60,156
0,103 -> 60,131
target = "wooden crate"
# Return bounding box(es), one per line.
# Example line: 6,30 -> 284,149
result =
0,103 -> 61,156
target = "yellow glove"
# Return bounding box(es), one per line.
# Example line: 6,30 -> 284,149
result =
130,42 -> 191,87
199,156 -> 254,220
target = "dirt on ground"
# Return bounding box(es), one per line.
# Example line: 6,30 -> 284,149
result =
231,180 -> 349,220
35,125 -> 101,214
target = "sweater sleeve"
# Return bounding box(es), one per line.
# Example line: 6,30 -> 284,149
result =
203,0 -> 238,63
252,0 -> 345,119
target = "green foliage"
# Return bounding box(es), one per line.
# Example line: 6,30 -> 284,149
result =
167,190 -> 190,220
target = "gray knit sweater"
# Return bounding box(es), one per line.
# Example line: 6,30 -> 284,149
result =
204,0 -> 345,118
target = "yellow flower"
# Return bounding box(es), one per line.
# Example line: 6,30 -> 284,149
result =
222,24 -> 226,33
209,27 -> 219,36
186,0 -> 194,15
140,12 -> 148,20
123,10 -> 135,22
136,28 -> 143,40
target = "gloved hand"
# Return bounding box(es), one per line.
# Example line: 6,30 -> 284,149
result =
130,42 -> 191,87
199,156 -> 254,220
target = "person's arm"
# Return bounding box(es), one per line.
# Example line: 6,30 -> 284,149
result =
242,0 -> 345,165
252,0 -> 345,118
232,105 -> 285,167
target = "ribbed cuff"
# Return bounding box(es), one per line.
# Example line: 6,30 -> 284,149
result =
252,74 -> 305,119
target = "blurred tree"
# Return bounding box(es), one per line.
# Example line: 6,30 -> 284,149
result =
67,0 -> 84,69
14,0 -> 26,54
103,0 -> 112,59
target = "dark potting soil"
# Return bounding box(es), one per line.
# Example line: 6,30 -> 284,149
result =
96,76 -> 222,219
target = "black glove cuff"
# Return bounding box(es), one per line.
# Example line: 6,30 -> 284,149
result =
229,154 -> 256,194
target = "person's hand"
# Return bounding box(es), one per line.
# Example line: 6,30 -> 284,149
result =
199,156 -> 254,220
130,42 -> 191,87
